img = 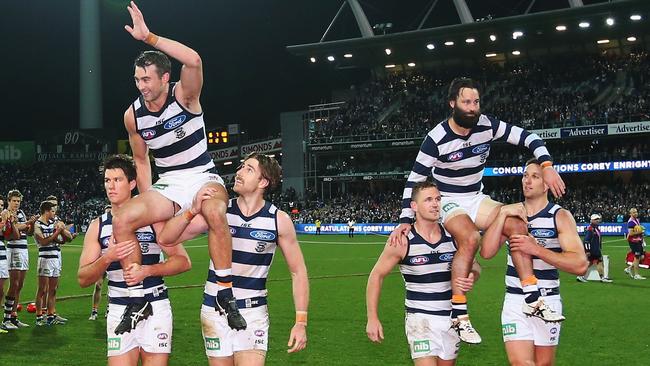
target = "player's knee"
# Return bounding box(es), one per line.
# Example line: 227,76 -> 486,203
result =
503,216 -> 527,237
201,198 -> 227,222
111,211 -> 136,232
457,231 -> 480,253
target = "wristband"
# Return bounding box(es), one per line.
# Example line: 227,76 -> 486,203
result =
540,161 -> 553,169
183,210 -> 196,222
144,32 -> 160,47
295,311 -> 308,326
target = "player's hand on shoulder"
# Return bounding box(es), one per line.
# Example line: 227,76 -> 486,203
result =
388,223 -> 411,247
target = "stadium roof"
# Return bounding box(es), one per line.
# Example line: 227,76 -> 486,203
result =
287,0 -> 650,68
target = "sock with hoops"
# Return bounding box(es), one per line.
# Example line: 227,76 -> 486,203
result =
3,297 -> 14,322
128,284 -> 145,305
215,269 -> 234,301
522,276 -> 540,304
451,294 -> 468,320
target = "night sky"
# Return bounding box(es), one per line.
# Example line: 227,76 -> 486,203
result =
1,0 -> 608,141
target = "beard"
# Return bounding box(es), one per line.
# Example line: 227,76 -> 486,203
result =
452,106 -> 480,129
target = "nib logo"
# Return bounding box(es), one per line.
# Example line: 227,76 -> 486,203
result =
205,337 -> 221,351
413,340 -> 430,353
0,146 -> 22,161
107,338 -> 121,351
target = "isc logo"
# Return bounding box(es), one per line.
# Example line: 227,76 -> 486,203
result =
412,340 -> 430,353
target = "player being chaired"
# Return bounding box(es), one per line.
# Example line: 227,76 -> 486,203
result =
390,77 -> 566,343
110,1 -> 244,334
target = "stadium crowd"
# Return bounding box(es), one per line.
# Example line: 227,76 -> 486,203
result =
310,51 -> 650,143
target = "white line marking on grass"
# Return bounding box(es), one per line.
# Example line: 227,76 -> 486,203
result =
298,240 -> 385,245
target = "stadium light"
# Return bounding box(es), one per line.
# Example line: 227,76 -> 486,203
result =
327,55 -> 335,62
555,25 -> 567,31
385,48 -> 392,55
426,43 -> 435,50
407,62 -> 416,67
489,34 -> 497,41
444,41 -> 454,46
512,50 -> 521,56
485,53 -> 497,58
606,17 -> 615,26
630,14 -> 642,21
597,39 -> 610,44
627,36 -> 637,42
512,31 -> 523,39
385,64 -> 396,68
465,38 -> 475,43
223,161 -> 233,166
309,57 -> 316,63
579,21 -> 590,28
344,53 -> 353,58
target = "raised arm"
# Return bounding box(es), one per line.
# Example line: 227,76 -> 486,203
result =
276,210 -> 309,354
509,209 -> 588,276
491,117 -> 565,198
124,1 -> 202,107
366,241 -> 406,343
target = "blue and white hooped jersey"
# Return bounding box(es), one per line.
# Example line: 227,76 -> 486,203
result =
0,233 -> 6,261
399,115 -> 551,222
98,212 -> 167,305
7,209 -> 28,249
133,82 -> 215,177
36,219 -> 60,259
400,225 -> 457,317
203,199 -> 278,309
506,202 -> 562,299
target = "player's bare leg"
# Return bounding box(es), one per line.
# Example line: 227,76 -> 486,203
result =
444,213 -> 481,344
111,190 -> 175,334
200,183 -> 246,330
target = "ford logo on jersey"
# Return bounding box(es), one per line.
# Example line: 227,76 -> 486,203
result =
448,151 -> 463,162
439,253 -> 454,262
471,144 -> 489,154
531,229 -> 555,238
163,115 -> 186,130
141,129 -> 156,140
136,232 -> 155,242
410,256 -> 430,265
250,230 -> 276,241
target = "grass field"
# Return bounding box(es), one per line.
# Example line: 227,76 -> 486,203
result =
1,234 -> 648,365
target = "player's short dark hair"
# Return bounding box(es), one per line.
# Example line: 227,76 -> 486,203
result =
134,50 -> 172,78
525,158 -> 540,166
0,194 -> 4,202
447,77 -> 482,103
7,190 -> 22,200
39,200 -> 56,214
412,181 -> 439,201
102,154 -> 137,182
245,152 -> 282,192
46,195 -> 57,202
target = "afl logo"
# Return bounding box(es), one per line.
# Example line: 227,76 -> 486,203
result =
250,230 -> 276,241
471,144 -> 489,154
164,115 -> 186,130
531,229 -> 555,238
448,151 -> 463,162
229,227 -> 236,235
255,329 -> 265,337
102,237 -> 111,247
136,232 -> 155,242
439,253 -> 454,262
157,333 -> 169,340
410,256 -> 430,265
141,129 -> 156,140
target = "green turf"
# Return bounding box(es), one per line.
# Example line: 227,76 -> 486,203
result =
1,234 -> 647,365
